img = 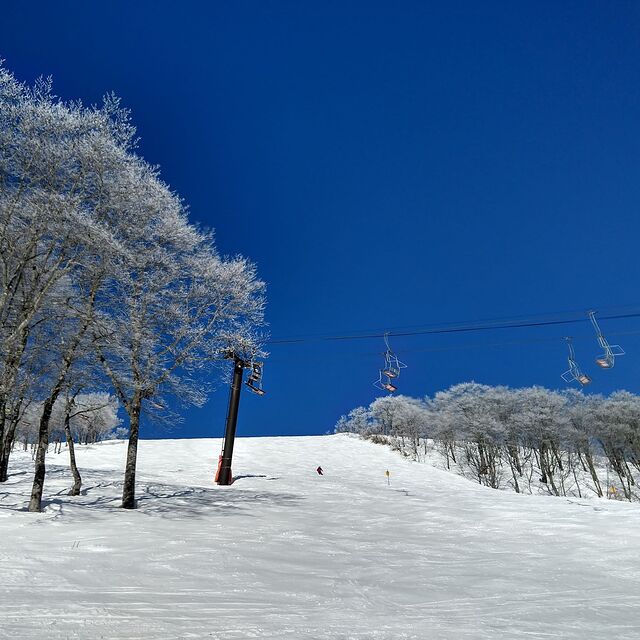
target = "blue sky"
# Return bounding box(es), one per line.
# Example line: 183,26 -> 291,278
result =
2,1 -> 640,438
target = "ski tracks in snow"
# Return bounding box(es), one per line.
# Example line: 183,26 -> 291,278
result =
1,435 -> 640,639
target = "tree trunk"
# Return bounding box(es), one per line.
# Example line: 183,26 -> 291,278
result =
571,462 -> 583,498
584,448 -> 603,497
0,400 -> 22,482
64,412 -> 82,496
539,443 -> 560,496
537,445 -> 546,483
0,397 -> 6,481
576,450 -> 588,473
26,286 -> 97,510
27,356 -> 78,510
606,446 -> 632,500
550,441 -> 564,471
507,453 -> 520,493
507,444 -> 522,475
28,394 -> 57,512
0,327 -> 30,478
121,396 -> 142,509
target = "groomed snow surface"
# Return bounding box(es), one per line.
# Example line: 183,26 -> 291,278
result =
1,434 -> 639,640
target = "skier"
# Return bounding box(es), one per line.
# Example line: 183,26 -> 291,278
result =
316,466 -> 323,475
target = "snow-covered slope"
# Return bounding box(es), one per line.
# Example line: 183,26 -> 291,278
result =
1,434 -> 639,639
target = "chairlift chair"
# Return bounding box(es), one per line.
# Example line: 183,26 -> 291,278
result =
373,333 -> 406,393
588,311 -> 625,369
561,337 -> 591,386
246,381 -> 266,395
245,360 -> 266,395
374,369 -> 397,393
382,333 -> 406,377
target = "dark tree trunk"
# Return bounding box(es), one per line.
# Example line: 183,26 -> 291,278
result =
64,412 -> 82,496
572,463 -> 583,498
477,442 -> 488,476
623,458 -> 635,487
0,400 -> 23,482
0,432 -> 14,482
28,393 -> 58,512
605,445 -> 632,500
584,448 -> 603,497
539,442 -> 560,496
507,453 -> 521,493
0,327 -> 30,477
550,441 -> 564,471
0,398 -> 6,480
537,446 -> 546,484
26,288 -> 97,511
507,444 -> 522,475
27,357 -> 81,510
121,395 -> 142,509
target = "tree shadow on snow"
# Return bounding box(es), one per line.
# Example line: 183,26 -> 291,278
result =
0,464 -> 301,520
134,482 -> 302,519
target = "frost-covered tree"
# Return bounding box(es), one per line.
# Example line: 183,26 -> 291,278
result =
428,383 -> 505,487
335,406 -> 372,435
337,382 -> 640,501
562,390 -> 603,497
0,63 -> 132,507
56,391 -> 120,495
15,390 -> 120,496
67,392 -> 121,444
0,62 -> 265,511
335,396 -> 429,457
0,67 -> 129,474
511,387 -> 568,495
387,396 -> 428,459
94,161 -> 265,509
591,391 -> 640,500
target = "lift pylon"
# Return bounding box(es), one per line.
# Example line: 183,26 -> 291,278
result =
216,352 -> 266,485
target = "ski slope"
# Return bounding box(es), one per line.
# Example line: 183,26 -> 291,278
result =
1,433 -> 639,639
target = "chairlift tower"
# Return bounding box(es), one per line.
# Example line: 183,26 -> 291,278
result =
216,352 -> 266,486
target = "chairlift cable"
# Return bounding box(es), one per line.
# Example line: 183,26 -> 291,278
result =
267,309 -> 640,346
263,327 -> 640,365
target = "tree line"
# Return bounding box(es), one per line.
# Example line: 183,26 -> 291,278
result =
0,64 -> 265,510
336,383 -> 640,501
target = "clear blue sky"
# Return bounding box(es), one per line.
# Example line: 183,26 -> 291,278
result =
3,1 -> 640,438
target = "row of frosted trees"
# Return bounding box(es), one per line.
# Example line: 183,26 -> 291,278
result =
336,383 -> 640,501
13,393 -> 121,450
0,64 -> 265,510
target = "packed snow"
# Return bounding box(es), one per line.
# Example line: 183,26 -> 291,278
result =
1,434 -> 639,639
